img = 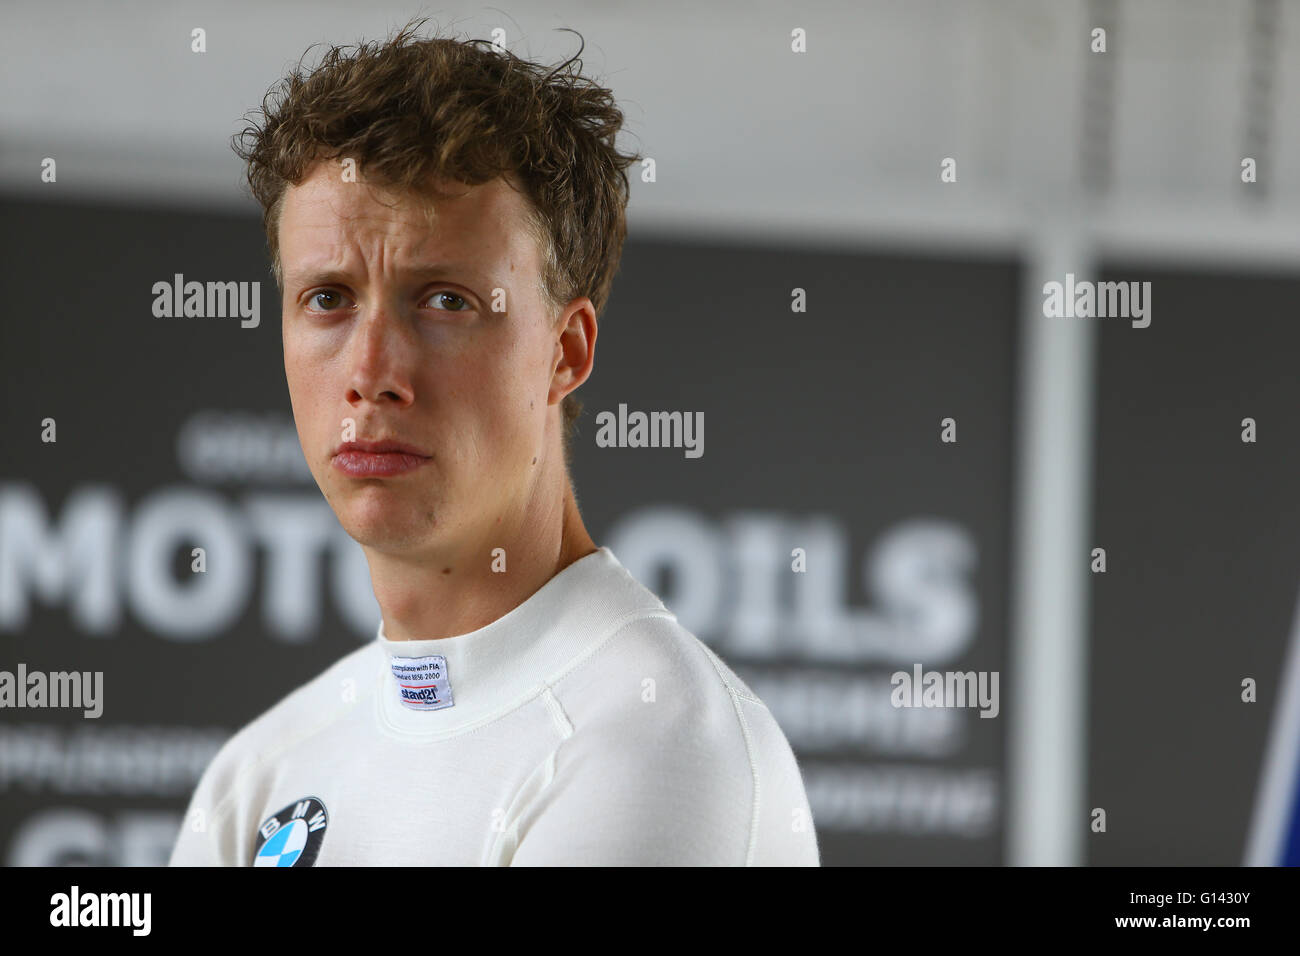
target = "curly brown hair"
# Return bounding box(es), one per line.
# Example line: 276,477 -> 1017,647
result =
232,17 -> 641,458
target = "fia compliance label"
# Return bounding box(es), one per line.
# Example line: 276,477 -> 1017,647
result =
390,655 -> 455,712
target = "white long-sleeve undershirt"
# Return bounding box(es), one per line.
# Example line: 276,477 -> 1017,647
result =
168,547 -> 820,866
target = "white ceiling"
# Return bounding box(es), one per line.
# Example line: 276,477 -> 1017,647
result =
2,0 -> 1298,259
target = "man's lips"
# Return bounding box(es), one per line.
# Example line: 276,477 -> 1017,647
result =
331,440 -> 431,478
334,439 -> 429,457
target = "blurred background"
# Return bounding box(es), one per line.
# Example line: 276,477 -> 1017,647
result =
2,0 -> 1300,866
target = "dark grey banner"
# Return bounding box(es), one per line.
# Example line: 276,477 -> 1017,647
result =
1,198 -> 1018,865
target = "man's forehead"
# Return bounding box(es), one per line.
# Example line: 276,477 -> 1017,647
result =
283,163 -> 524,219
279,169 -> 538,270
284,171 -> 478,227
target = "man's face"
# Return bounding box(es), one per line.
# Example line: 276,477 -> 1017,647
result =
278,162 -> 567,558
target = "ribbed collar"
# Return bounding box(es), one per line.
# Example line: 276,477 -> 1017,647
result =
372,546 -> 672,739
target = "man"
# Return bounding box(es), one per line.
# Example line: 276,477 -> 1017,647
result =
169,20 -> 819,866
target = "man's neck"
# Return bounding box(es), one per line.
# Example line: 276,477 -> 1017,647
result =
366,478 -> 597,642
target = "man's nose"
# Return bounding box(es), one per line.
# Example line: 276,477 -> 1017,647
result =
345,306 -> 415,407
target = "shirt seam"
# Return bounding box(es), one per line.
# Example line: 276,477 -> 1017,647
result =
483,685 -> 572,865
691,639 -> 762,867
490,613 -> 676,863
540,684 -> 576,740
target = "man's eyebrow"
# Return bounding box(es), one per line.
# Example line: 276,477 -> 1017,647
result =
283,264 -> 491,287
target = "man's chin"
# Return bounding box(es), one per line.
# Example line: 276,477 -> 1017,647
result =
333,495 -> 441,553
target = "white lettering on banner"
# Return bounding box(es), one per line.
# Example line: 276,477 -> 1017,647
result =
10,808 -> 181,867
0,490 -> 976,665
609,506 -> 978,665
176,410 -> 314,484
0,483 -> 378,641
0,725 -> 225,795
801,764 -> 997,836
733,669 -> 965,756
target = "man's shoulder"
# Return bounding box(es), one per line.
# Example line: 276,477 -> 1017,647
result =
520,612 -> 821,865
568,607 -> 760,697
549,610 -> 778,757
197,640 -> 380,809
242,638 -> 378,734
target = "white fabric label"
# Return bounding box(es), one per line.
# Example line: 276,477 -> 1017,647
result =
389,655 -> 455,712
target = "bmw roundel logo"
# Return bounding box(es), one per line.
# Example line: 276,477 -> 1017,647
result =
253,796 -> 328,867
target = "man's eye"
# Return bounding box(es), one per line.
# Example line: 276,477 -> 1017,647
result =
308,290 -> 348,311
428,291 -> 469,311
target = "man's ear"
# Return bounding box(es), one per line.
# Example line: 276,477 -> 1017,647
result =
549,298 -> 596,407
